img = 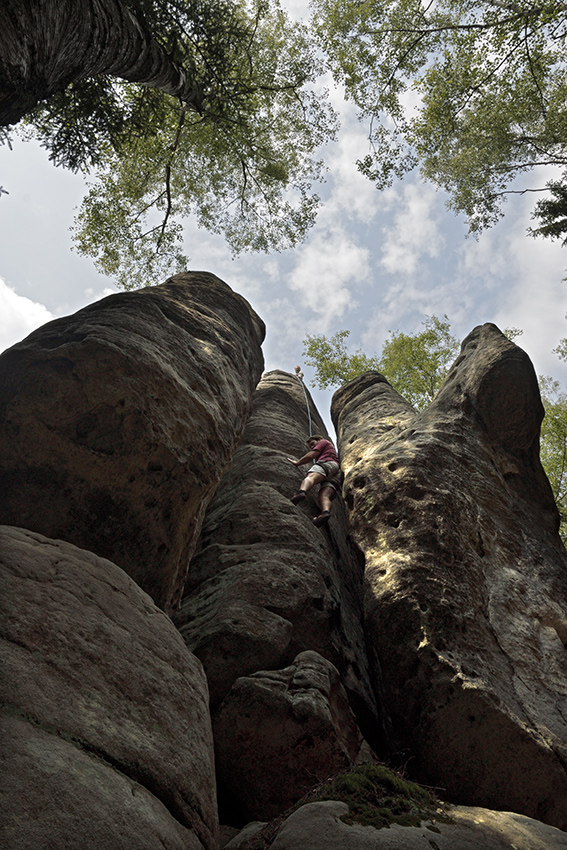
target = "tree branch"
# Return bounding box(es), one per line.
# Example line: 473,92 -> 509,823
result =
155,105 -> 186,252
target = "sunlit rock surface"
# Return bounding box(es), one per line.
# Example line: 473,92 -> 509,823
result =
332,324 -> 567,829
232,800 -> 567,850
0,272 -> 264,612
0,525 -> 218,850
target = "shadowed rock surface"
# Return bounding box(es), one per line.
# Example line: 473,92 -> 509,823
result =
0,525 -> 218,850
173,370 -> 386,743
331,324 -> 567,828
173,369 -> 389,825
0,272 -> 264,612
213,651 -> 363,822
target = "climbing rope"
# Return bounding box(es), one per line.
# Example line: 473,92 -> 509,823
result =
294,365 -> 312,437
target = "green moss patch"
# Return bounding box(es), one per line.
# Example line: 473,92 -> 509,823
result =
237,764 -> 452,848
309,763 -> 449,830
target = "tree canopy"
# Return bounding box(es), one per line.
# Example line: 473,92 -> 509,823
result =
303,319 -> 567,540
1,0 -> 335,287
312,0 -> 567,239
530,181 -> 567,246
303,315 -> 459,408
539,376 -> 567,540
302,330 -> 382,391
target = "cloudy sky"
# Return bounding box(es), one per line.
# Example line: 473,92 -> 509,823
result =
1,65 -> 566,435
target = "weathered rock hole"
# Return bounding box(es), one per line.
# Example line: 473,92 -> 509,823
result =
345,491 -> 354,510
353,476 -> 367,490
407,485 -> 426,501
387,517 -> 401,528
388,462 -> 398,472
296,734 -> 315,749
50,356 -> 74,372
420,603 -> 428,612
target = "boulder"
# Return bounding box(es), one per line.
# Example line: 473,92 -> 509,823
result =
0,525 -> 218,850
0,272 -> 264,612
173,370 -> 385,745
262,800 -> 567,850
331,324 -> 567,828
213,651 -> 363,822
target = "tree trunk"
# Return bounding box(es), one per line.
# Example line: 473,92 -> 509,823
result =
0,0 -> 202,126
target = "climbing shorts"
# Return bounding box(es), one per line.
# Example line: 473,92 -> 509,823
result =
309,460 -> 340,479
309,461 -> 344,497
322,468 -> 344,498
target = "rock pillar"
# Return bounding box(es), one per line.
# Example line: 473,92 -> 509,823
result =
0,272 -> 264,612
332,325 -> 567,829
174,370 -> 388,821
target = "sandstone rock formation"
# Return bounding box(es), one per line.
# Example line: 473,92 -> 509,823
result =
173,371 -> 390,827
174,371 -> 383,733
0,272 -> 264,612
0,525 -> 218,850
3,276 -> 567,849
238,800 -> 567,850
331,324 -> 567,828
214,651 -> 363,822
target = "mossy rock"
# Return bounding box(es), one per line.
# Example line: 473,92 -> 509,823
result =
311,763 -> 448,830
239,764 -> 452,848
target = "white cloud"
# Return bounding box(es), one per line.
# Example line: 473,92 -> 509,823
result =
320,103 -> 381,227
83,286 -> 117,300
0,278 -> 54,353
380,182 -> 445,275
286,227 -> 371,330
493,231 -> 567,381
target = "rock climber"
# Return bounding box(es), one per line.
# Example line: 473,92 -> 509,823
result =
287,434 -> 343,526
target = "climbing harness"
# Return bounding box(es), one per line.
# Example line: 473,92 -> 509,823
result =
294,365 -> 312,437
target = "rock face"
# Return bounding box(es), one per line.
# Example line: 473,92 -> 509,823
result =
250,800 -> 567,850
4,283 -> 567,846
331,324 -> 567,828
0,526 -> 218,850
0,272 -> 264,612
174,371 -> 386,720
173,369 -> 387,824
214,651 -> 363,822
173,370 -> 386,736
